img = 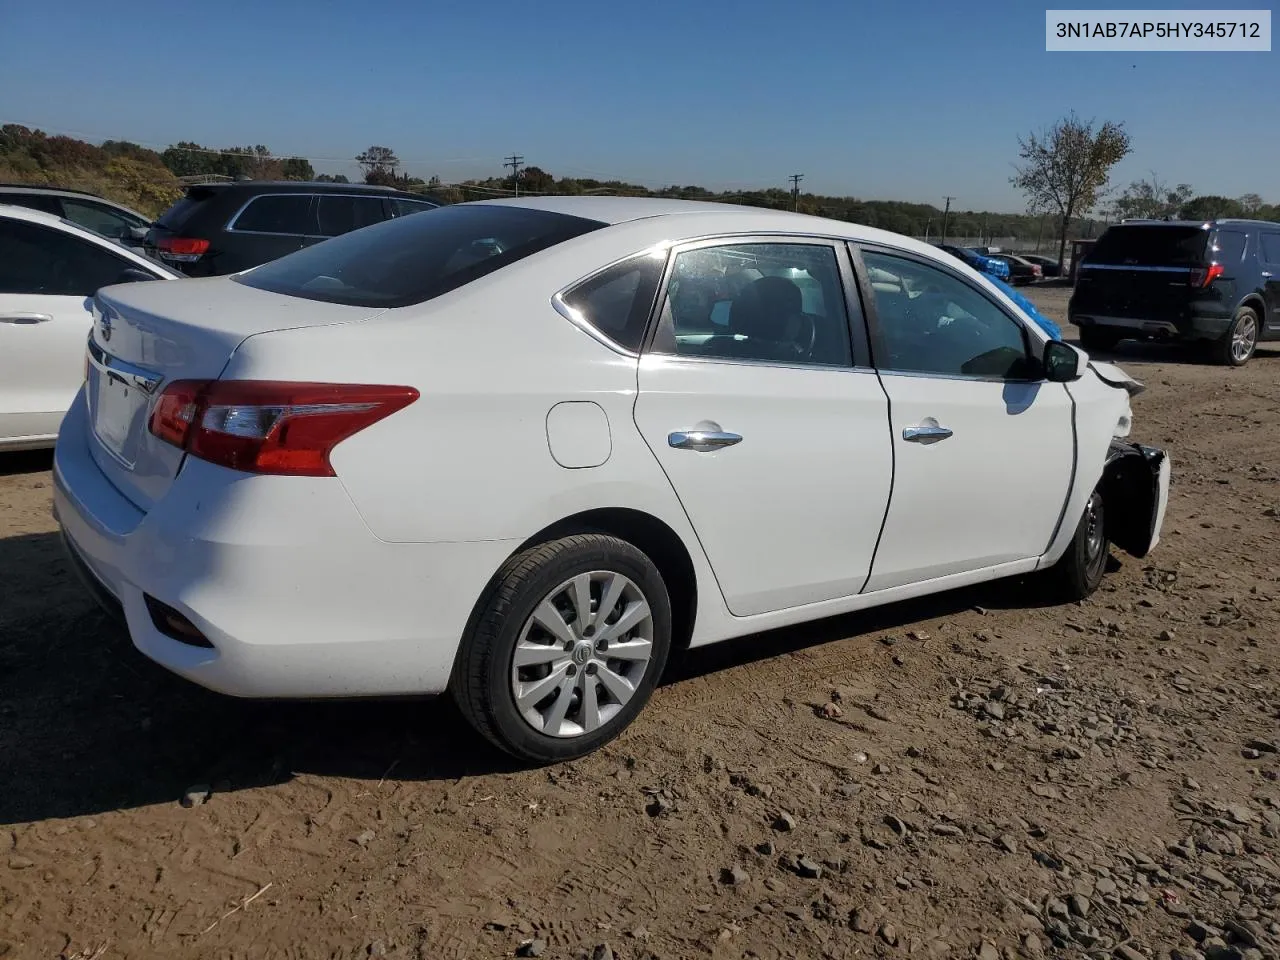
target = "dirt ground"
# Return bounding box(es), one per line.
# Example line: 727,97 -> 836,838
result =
2,285 -> 1278,960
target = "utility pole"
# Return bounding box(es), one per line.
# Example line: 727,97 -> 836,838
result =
504,154 -> 524,197
940,196 -> 955,245
788,173 -> 804,212
924,217 -> 932,242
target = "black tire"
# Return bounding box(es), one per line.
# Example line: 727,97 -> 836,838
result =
1078,325 -> 1122,352
1208,305 -> 1259,367
1044,489 -> 1109,602
451,534 -> 673,763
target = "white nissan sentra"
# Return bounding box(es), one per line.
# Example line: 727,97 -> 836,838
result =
53,197 -> 1171,762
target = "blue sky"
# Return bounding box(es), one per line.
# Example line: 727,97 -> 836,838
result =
0,0 -> 1273,210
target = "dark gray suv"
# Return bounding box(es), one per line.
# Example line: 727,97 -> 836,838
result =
145,180 -> 439,276
1070,219 -> 1280,366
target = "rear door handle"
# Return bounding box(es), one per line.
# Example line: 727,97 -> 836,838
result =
0,312 -> 53,324
903,425 -> 953,444
1263,271 -> 1273,278
668,430 -> 743,452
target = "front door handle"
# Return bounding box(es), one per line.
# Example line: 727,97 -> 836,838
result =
0,312 -> 53,324
669,430 -> 743,452
903,425 -> 953,444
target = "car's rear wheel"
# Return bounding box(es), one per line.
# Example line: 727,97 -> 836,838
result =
1209,305 -> 1258,367
1078,325 -> 1122,353
1044,489 -> 1108,602
451,534 -> 672,763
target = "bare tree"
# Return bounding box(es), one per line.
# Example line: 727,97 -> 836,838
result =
1238,193 -> 1264,216
1011,113 -> 1132,268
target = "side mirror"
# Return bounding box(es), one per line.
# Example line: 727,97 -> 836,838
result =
1043,340 -> 1080,382
127,225 -> 150,243
116,268 -> 159,284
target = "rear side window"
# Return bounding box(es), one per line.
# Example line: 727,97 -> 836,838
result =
559,254 -> 665,352
316,195 -> 387,237
233,204 -> 605,308
1212,230 -> 1247,265
231,195 -> 317,235
1261,234 -> 1280,265
0,193 -> 63,215
1087,225 -> 1209,266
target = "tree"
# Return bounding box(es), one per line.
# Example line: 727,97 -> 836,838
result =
519,165 -> 555,194
1112,171 -> 1192,221
1238,193 -> 1264,216
356,145 -> 399,184
1011,112 -> 1132,269
280,157 -> 315,181
1179,195 -> 1243,221
314,173 -> 350,183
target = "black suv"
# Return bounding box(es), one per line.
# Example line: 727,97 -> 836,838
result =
1070,218 -> 1280,366
145,181 -> 439,276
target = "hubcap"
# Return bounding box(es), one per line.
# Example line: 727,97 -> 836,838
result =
1233,316 -> 1257,362
1084,492 -> 1105,569
510,571 -> 654,739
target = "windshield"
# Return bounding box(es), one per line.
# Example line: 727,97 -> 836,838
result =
233,204 -> 606,308
1087,225 -> 1210,266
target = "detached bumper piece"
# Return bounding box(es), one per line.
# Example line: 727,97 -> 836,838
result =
1102,440 -> 1171,559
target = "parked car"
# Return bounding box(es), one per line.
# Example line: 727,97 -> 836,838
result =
0,204 -> 180,450
935,243 -> 1012,280
1070,219 -> 1280,365
1019,254 -> 1063,278
145,180 -> 440,276
54,198 -> 1170,763
988,254 -> 1043,286
0,184 -> 153,249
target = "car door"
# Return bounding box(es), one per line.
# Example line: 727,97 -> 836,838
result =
633,237 -> 893,617
853,245 -> 1074,592
0,217 -> 147,443
1260,232 -> 1280,330
221,193 -> 314,271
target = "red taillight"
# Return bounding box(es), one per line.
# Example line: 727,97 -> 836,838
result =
148,380 -> 419,477
157,237 -> 210,258
1031,265 -> 1042,276
1189,262 -> 1224,288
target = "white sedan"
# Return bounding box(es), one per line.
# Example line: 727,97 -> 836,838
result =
0,204 -> 180,450
52,197 -> 1171,762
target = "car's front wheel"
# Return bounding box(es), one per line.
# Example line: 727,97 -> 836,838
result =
1044,489 -> 1109,602
451,534 -> 672,763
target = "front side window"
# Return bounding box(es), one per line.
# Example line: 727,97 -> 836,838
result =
649,242 -> 853,367
559,254 -> 665,352
231,194 -> 317,235
0,219 -> 133,296
234,204 -> 605,308
861,250 -> 1034,380
315,195 -> 387,237
60,199 -> 147,240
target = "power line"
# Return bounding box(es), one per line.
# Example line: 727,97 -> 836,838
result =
788,173 -> 804,211
504,154 -> 524,197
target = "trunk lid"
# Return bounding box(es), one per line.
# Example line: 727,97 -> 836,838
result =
85,276 -> 383,511
1073,224 -> 1211,319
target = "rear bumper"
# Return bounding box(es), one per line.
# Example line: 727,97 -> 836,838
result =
1071,312 -> 1231,341
53,390 -> 517,699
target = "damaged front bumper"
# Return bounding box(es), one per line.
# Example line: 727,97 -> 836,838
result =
1102,440 -> 1171,559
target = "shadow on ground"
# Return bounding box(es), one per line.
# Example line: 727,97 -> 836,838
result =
0,524 -> 1116,825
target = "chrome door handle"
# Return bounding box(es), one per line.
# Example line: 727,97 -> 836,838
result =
0,312 -> 53,324
668,430 -> 743,452
1263,271 -> 1274,278
903,425 -> 953,444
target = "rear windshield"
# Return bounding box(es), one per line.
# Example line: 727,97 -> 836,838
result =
233,204 -> 606,308
154,188 -> 217,230
1086,225 -> 1210,266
